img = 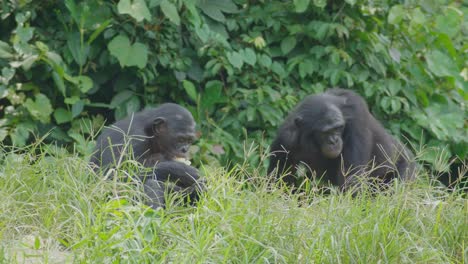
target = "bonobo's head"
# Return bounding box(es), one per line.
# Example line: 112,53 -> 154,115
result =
293,94 -> 345,159
146,103 -> 196,160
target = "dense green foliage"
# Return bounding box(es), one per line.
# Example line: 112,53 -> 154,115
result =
0,146 -> 466,262
0,1 -> 466,171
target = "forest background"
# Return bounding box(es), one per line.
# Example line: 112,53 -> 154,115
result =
0,0 -> 466,176
0,1 -> 467,262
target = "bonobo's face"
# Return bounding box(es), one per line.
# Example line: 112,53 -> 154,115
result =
297,103 -> 345,159
168,120 -> 196,159
150,104 -> 197,160
158,114 -> 196,160
316,124 -> 344,159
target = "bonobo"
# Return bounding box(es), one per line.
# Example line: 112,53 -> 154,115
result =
91,103 -> 204,208
268,88 -> 415,190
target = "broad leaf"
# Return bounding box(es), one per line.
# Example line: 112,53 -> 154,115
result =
388,5 -> 404,25
52,72 -> 66,96
202,80 -> 223,111
281,36 -> 296,55
227,51 -> 243,69
72,100 -> 85,118
108,35 -> 148,69
117,0 -> 151,22
67,33 -> 90,67
24,94 -> 53,123
293,0 -> 310,13
54,108 -> 73,124
435,9 -> 462,38
298,59 -> 317,78
312,0 -> 326,8
75,76 -> 93,93
240,48 -> 256,66
160,0 -> 180,25
197,0 -> 238,23
110,90 -> 134,109
183,80 -> 198,102
426,50 -> 458,77
0,41 -> 14,59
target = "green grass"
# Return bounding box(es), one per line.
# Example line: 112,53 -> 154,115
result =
0,144 -> 466,263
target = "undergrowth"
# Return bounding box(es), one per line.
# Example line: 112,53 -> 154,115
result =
0,143 -> 466,263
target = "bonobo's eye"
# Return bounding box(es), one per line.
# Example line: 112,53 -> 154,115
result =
177,136 -> 193,144
335,125 -> 344,134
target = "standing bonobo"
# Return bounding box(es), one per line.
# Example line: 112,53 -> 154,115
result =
268,88 -> 415,191
91,103 -> 204,208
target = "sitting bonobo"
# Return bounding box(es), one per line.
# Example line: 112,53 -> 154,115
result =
91,103 -> 204,208
268,88 -> 415,191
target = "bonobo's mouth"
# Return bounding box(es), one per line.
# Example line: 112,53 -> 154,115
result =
321,145 -> 342,159
173,156 -> 191,165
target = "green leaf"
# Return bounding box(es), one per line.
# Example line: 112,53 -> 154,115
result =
345,0 -> 356,5
16,26 -> 34,43
114,97 -> 140,120
293,0 -> 310,13
117,0 -> 151,22
182,80 -> 198,102
298,59 -> 317,78
10,55 -> 39,70
72,100 -> 85,118
64,96 -> 81,105
240,48 -> 256,66
108,35 -> 148,69
160,0 -> 180,25
52,72 -> 66,96
426,50 -> 458,77
281,36 -> 296,55
110,90 -> 134,109
11,123 -> 32,147
435,9 -> 462,38
197,0 -> 238,23
0,41 -> 14,59
64,0 -> 80,26
88,19 -> 113,45
0,127 -> 7,141
75,76 -> 93,93
124,96 -> 141,116
312,0 -> 326,8
259,54 -> 272,68
54,108 -> 73,124
202,80 -> 223,111
1,68 -> 15,85
271,62 -> 286,77
388,5 -> 404,25
410,8 -> 426,25
226,51 -> 243,69
387,79 -> 401,95
67,33 -> 90,67
24,94 -> 53,123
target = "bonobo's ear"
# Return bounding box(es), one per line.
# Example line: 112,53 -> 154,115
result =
294,116 -> 303,127
282,115 -> 302,148
149,117 -> 167,135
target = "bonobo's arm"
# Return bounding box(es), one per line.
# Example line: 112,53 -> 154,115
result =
150,161 -> 200,188
268,138 -> 297,184
143,178 -> 205,209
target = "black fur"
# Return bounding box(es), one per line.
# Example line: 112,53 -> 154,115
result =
91,103 -> 204,208
268,88 -> 415,190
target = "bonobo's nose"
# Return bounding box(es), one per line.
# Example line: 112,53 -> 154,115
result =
181,146 -> 189,153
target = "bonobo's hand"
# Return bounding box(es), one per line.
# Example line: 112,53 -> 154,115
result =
152,161 -> 200,187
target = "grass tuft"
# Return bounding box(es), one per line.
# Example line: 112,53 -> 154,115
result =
0,144 -> 466,263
